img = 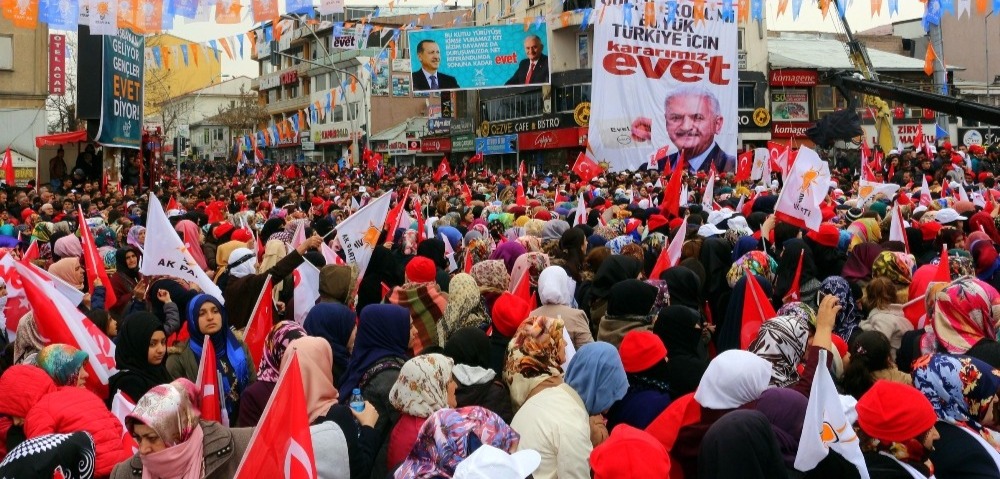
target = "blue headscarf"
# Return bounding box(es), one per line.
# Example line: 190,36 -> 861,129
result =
818,276 -> 863,340
912,354 -> 1000,438
186,294 -> 251,418
304,302 -> 357,384
337,304 -> 411,400
564,342 -> 629,415
731,236 -> 759,262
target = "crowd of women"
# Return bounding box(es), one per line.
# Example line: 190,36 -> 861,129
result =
2,159 -> 1000,479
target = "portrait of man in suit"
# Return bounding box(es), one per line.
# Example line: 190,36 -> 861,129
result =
636,86 -> 735,173
412,39 -> 460,91
505,35 -> 549,86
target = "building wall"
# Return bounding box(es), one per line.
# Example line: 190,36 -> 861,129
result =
145,34 -> 223,115
151,77 -> 252,147
941,14 -> 1000,83
0,17 -> 50,159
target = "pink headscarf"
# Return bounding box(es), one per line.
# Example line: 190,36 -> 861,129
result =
932,277 -> 1000,354
53,235 -> 84,259
174,220 -> 208,271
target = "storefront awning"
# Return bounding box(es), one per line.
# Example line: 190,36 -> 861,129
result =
35,130 -> 88,148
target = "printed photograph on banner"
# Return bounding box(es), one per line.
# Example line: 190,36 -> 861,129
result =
406,24 -> 551,92
391,59 -> 412,97
771,89 -> 810,122
371,55 -> 390,96
588,0 -> 738,172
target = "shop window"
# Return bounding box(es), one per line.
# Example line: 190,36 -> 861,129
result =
334,105 -> 344,122
554,84 -> 591,113
0,35 -> 11,70
813,85 -> 848,118
737,83 -> 755,110
481,91 -> 544,122
315,73 -> 326,91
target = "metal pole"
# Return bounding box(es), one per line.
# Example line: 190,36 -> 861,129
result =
987,13 -> 993,108
928,24 -> 950,135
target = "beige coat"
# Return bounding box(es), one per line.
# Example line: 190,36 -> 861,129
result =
859,305 -> 913,361
110,421 -> 253,479
510,383 -> 592,479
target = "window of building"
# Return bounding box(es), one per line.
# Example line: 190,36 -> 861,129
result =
268,89 -> 278,103
215,128 -> 225,141
813,85 -> 848,118
334,105 -> 344,122
738,82 -> 755,110
202,129 -> 210,144
288,84 -> 299,98
737,28 -> 745,52
481,91 -> 544,122
578,34 -> 590,69
0,35 -> 12,70
554,84 -> 591,112
315,73 -> 326,91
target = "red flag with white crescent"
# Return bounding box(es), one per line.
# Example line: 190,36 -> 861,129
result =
195,335 -> 227,425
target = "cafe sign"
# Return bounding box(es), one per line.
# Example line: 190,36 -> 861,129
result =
477,112 -> 578,138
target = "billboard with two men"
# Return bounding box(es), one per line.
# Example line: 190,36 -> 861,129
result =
406,24 -> 550,91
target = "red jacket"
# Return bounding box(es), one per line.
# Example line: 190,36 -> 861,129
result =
0,365 -> 57,462
387,413 -> 427,471
26,386 -> 132,478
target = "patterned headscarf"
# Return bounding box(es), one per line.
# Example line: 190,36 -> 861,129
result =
848,218 -> 883,250
257,321 -> 307,383
36,344 -> 89,387
127,379 -> 201,447
393,406 -> 520,479
912,354 -> 1000,450
470,260 -> 510,294
508,252 -> 550,292
726,250 -> 777,288
503,316 -> 566,410
606,235 -> 635,255
439,274 -> 489,346
465,238 -> 490,266
932,278 -> 1000,354
645,279 -> 671,321
126,225 -> 146,250
389,354 -> 455,418
819,276 -> 864,340
777,301 -> 816,326
13,312 -> 44,365
748,313 -> 809,388
872,251 -> 915,285
516,235 -> 542,253
0,432 -> 96,479
931,253 -> 976,280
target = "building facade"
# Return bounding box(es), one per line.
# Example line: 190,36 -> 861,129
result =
148,76 -> 252,160
0,16 -> 50,163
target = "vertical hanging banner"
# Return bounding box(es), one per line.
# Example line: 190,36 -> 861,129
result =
96,28 -> 145,149
49,34 -> 66,95
588,0 -> 738,172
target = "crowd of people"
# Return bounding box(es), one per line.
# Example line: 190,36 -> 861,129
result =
1,139 -> 1000,478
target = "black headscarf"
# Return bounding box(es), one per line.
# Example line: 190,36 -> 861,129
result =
654,305 -> 708,398
147,278 -> 199,328
803,235 -> 847,281
417,238 -> 448,269
661,266 -> 702,310
698,410 -> 790,479
590,256 -> 642,300
357,245 -> 403,316
114,246 -> 141,284
700,237 -> 733,323
607,279 -> 658,318
443,326 -> 491,370
111,312 -> 171,398
772,238 -> 817,304
259,217 -> 285,244
718,274 -> 774,353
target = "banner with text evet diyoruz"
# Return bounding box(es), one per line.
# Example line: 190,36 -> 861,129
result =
96,28 -> 144,149
588,0 -> 738,172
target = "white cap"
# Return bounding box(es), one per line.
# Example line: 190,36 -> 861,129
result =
698,224 -> 726,237
889,149 -> 900,155
454,446 -> 541,479
275,185 -> 285,191
913,205 -> 928,214
126,201 -> 136,208
934,208 -> 967,224
706,208 -> 735,226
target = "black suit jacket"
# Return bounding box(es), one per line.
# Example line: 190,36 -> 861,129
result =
412,70 -> 459,91
505,55 -> 549,85
642,143 -> 736,173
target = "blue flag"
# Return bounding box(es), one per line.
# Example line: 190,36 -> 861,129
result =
935,123 -> 949,140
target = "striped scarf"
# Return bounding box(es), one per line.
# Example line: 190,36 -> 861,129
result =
388,282 -> 449,354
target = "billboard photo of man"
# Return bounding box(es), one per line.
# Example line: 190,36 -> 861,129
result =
637,86 -> 736,173
412,40 -> 460,91
505,35 -> 549,85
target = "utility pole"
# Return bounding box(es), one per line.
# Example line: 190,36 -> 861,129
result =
928,24 -> 950,136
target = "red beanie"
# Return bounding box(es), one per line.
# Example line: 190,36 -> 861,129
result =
405,257 -> 437,284
668,217 -> 684,231
232,228 -> 253,243
213,222 -> 235,240
533,210 -> 552,221
806,223 -> 841,248
920,221 -> 942,241
619,331 -> 667,373
20,208 -> 34,222
647,214 -> 668,232
590,425 -> 670,479
492,292 -> 531,337
311,196 -> 324,206
856,380 -> 937,443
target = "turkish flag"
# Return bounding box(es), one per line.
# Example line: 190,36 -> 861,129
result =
21,240 -> 39,264
244,276 -> 274,368
659,153 -> 686,218
2,148 -> 15,186
195,336 -> 227,425
14,260 -> 117,398
412,198 -> 426,243
735,150 -> 753,182
516,182 -> 527,207
284,164 -> 300,179
79,206 -> 118,308
782,250 -> 805,304
433,158 -> 451,182
741,271 -> 777,349
382,187 -> 411,245
469,152 -> 484,164
461,183 -> 473,205
512,267 -> 534,308
234,351 -> 318,479
166,195 -> 180,211
572,153 -> 602,183
934,245 -> 951,282
767,141 -> 789,174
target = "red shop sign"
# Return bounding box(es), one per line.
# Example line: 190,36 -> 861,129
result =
49,34 -> 65,95
421,137 -> 452,153
771,122 -> 815,139
518,128 -> 585,150
769,69 -> 818,87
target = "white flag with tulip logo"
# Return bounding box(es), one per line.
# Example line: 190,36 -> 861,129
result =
140,194 -> 224,302
774,146 -> 831,233
336,190 -> 392,282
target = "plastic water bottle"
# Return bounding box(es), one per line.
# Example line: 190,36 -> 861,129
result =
350,388 -> 365,413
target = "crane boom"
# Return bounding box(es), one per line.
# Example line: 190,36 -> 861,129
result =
828,73 -> 1000,126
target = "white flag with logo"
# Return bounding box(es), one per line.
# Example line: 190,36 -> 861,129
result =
140,194 -> 224,303
335,191 -> 392,282
293,262 -> 320,324
701,173 -> 715,211
574,193 -> 587,226
794,350 -> 871,478
750,147 -> 768,181
774,146 -> 831,233
857,180 -> 900,208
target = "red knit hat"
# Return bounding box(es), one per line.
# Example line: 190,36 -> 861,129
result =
492,292 -> 531,337
647,214 -> 668,232
806,223 -> 841,248
619,331 -> 667,373
590,425 -> 670,479
920,221 -> 942,241
405,256 -> 437,283
856,380 -> 937,443
213,222 -> 235,240
668,217 -> 684,231
311,196 -> 324,206
533,210 -> 552,221
232,228 -> 253,243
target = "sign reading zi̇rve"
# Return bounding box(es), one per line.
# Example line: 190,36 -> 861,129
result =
97,28 -> 144,149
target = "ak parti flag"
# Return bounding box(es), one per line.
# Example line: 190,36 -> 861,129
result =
741,271 -> 777,349
234,351 -> 317,479
79,206 -> 118,308
244,276 -> 274,368
195,336 -> 227,425
660,153 -> 686,218
774,146 -> 830,232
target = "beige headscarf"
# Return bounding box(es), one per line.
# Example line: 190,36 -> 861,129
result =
282,336 -> 339,422
388,354 -> 454,418
503,316 -> 566,411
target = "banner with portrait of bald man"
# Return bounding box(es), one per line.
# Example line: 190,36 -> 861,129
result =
588,0 -> 738,172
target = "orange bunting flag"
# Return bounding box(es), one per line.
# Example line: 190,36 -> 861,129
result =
191,45 -> 200,66
247,30 -> 257,47
871,0 -> 882,16
523,16 -> 532,30
161,46 -> 172,69
777,0 -> 789,15
692,0 -> 705,23
819,0 -> 831,17
738,0 -> 749,22
220,37 -> 234,60
976,0 -> 988,13
924,43 -> 937,76
559,11 -> 571,27
216,1 -> 241,23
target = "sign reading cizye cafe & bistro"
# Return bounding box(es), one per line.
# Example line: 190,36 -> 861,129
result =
96,28 -> 144,149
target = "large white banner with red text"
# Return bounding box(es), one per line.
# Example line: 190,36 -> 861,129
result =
588,0 -> 738,172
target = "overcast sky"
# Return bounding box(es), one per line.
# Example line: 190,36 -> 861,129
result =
165,1 -> 927,78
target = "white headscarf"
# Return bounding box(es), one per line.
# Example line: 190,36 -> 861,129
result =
537,266 -> 575,306
693,350 -> 772,410
227,247 -> 257,279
